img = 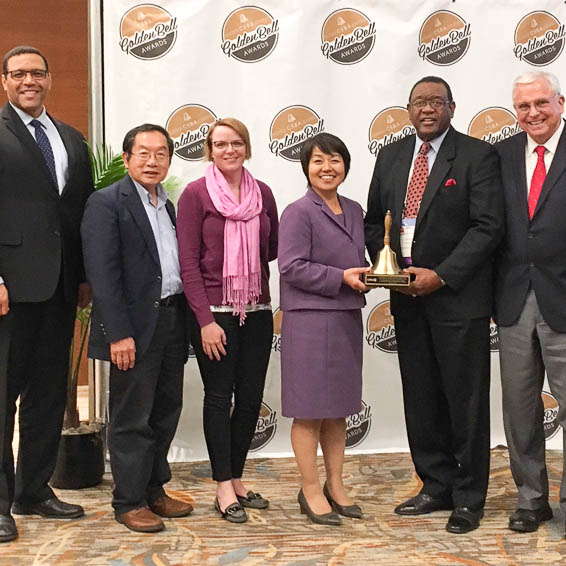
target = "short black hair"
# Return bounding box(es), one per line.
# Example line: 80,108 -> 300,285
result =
408,76 -> 453,103
300,132 -> 351,181
2,45 -> 49,75
122,124 -> 174,160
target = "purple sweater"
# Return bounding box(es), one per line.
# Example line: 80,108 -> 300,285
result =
177,176 -> 278,327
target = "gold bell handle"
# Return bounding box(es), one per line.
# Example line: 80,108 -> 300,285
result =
384,210 -> 392,246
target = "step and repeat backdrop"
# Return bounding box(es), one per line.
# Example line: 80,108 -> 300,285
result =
101,0 -> 566,460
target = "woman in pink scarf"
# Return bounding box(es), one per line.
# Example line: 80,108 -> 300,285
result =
177,118 -> 278,523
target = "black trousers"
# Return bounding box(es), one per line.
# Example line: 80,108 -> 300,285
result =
190,310 -> 273,482
394,304 -> 491,511
0,280 -> 76,514
109,302 -> 185,514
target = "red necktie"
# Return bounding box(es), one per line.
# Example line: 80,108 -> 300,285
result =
405,142 -> 430,218
528,145 -> 546,219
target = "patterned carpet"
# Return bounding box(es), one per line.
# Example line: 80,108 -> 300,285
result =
0,448 -> 564,565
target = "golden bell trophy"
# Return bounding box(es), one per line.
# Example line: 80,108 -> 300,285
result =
363,210 -> 411,288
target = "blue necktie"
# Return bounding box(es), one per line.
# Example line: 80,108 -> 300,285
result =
30,119 -> 58,186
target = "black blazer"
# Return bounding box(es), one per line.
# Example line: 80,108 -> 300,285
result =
365,126 -> 504,320
81,175 -> 190,361
0,104 -> 93,302
494,123 -> 566,332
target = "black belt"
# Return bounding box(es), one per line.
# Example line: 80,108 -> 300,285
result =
159,294 -> 183,307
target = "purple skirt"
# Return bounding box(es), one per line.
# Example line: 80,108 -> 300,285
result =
281,309 -> 363,419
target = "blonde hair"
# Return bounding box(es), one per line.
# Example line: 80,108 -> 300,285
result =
204,117 -> 252,161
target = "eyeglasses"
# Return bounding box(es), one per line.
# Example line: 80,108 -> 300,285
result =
212,140 -> 245,150
515,99 -> 553,114
6,69 -> 48,81
409,98 -> 451,109
130,151 -> 170,162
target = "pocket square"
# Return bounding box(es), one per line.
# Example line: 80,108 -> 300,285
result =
445,178 -> 457,187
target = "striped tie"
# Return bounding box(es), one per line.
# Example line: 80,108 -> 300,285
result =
30,119 -> 58,186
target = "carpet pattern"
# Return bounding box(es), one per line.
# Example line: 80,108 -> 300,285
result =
0,448 -> 564,565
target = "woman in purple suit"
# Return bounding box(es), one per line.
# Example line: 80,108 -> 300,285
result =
278,133 -> 369,525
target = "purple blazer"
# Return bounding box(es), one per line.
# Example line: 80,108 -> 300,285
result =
279,188 -> 367,311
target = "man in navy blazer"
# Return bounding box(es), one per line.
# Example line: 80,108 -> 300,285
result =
0,46 -> 93,542
494,71 -> 566,534
365,76 -> 504,533
82,124 -> 192,533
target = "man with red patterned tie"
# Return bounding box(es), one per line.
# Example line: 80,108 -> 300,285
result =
494,71 -> 566,535
365,76 -> 503,534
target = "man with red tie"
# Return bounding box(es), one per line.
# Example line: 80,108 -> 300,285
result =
494,71 -> 566,535
365,76 -> 504,534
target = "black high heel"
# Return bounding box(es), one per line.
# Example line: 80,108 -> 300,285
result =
297,489 -> 341,526
323,482 -> 363,519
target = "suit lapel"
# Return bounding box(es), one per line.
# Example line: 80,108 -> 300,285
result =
307,188 -> 354,241
533,124 -> 566,218
122,176 -> 160,266
1,104 -> 59,195
52,116 -> 78,198
416,127 -> 455,229
510,132 -> 529,222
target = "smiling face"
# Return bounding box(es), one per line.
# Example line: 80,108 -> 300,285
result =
307,146 -> 345,196
122,130 -> 170,191
408,81 -> 455,141
210,125 -> 246,175
513,78 -> 564,144
2,53 -> 51,118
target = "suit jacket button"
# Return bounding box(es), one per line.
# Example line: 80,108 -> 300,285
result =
54,230 -> 61,237
529,262 -> 535,268
153,300 -> 160,308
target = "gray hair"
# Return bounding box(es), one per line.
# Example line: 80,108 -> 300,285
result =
512,71 -> 561,97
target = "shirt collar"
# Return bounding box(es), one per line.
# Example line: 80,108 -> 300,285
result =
526,119 -> 565,156
415,127 -> 450,155
133,177 -> 167,207
10,102 -> 48,127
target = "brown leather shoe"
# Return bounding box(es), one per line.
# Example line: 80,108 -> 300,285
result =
149,495 -> 193,518
115,507 -> 165,533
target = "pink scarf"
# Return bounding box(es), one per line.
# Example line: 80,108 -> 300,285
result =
205,163 -> 263,324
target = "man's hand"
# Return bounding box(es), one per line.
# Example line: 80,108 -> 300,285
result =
0,284 -> 8,316
201,322 -> 227,361
77,282 -> 92,308
404,267 -> 445,296
110,337 -> 136,370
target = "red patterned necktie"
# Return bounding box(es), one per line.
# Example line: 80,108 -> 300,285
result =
404,142 -> 431,218
528,145 -> 546,219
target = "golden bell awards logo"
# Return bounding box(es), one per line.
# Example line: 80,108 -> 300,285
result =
366,301 -> 396,353
221,6 -> 279,62
272,308 -> 282,353
345,401 -> 372,448
368,107 -> 415,157
418,10 -> 471,66
542,391 -> 561,440
119,4 -> 178,60
514,11 -> 565,66
166,104 -> 218,162
321,8 -> 376,65
489,318 -> 499,352
249,402 -> 278,451
467,107 -> 521,144
269,106 -> 325,162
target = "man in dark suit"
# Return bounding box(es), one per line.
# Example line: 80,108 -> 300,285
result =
82,124 -> 192,533
0,46 -> 93,542
365,76 -> 504,533
494,71 -> 566,534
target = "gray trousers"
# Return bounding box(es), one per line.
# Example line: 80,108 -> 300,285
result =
499,290 -> 566,513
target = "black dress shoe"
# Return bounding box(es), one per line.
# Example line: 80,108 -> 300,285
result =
12,496 -> 84,519
394,493 -> 453,516
446,507 -> 484,534
214,498 -> 247,523
509,505 -> 553,533
298,489 -> 341,526
323,482 -> 363,519
236,491 -> 269,509
0,514 -> 17,543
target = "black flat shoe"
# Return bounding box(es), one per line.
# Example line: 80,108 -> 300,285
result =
214,498 -> 247,523
394,493 -> 453,516
12,496 -> 84,519
323,482 -> 363,519
0,514 -> 17,543
509,505 -> 553,533
298,489 -> 341,526
236,491 -> 269,509
446,507 -> 484,534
